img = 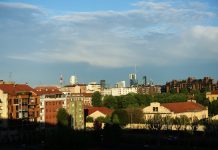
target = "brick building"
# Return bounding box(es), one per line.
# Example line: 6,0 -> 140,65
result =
166,77 -> 218,93
0,83 -> 40,128
35,86 -> 66,127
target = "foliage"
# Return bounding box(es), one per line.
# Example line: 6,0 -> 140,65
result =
103,95 -> 118,109
112,109 -> 129,126
146,114 -> 163,130
209,100 -> 218,115
191,116 -> 199,132
92,91 -> 102,107
86,116 -> 94,122
173,117 -> 182,131
126,107 -> 144,123
95,116 -> 105,123
180,115 -> 190,130
163,115 -> 173,130
56,108 -> 69,127
112,114 -> 120,124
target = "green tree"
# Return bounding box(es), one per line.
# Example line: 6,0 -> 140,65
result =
57,108 -> 69,127
173,116 -> 182,131
126,107 -> 144,124
209,100 -> 218,115
86,116 -> 94,122
163,115 -> 173,130
103,95 -> 118,109
146,114 -> 163,130
112,109 -> 129,126
180,88 -> 188,94
91,91 -> 102,107
121,94 -> 138,108
112,114 -> 120,124
95,116 -> 105,123
191,116 -> 199,132
180,115 -> 190,130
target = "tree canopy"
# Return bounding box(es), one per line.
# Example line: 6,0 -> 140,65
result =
91,91 -> 102,107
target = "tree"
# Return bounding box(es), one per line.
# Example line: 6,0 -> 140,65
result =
163,115 -> 173,130
180,115 -> 190,130
95,116 -> 105,123
173,117 -> 182,131
209,100 -> 218,115
103,95 -> 118,109
191,116 -> 199,132
146,114 -> 163,131
121,94 -> 138,108
92,91 -> 102,107
57,108 -> 69,127
180,88 -> 188,94
126,107 -> 144,124
112,114 -> 120,124
86,116 -> 94,122
112,109 -> 129,127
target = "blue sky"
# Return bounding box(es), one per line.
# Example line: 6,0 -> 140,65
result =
0,0 -> 218,87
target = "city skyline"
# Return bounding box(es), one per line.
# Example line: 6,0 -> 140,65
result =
0,0 -> 218,86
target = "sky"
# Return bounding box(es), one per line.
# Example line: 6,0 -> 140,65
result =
0,0 -> 218,87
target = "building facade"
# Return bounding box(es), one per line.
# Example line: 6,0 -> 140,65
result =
0,83 -> 40,128
206,90 -> 218,102
143,101 -> 208,120
137,85 -> 161,95
166,77 -> 218,93
35,86 -> 66,127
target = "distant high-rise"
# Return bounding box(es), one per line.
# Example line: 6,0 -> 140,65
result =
129,73 -> 138,87
115,81 -> 126,88
100,80 -> 106,89
143,76 -> 147,85
59,74 -> 64,86
70,75 -> 77,85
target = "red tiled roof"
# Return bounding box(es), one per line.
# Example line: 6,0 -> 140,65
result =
161,101 -> 207,113
34,86 -> 62,96
0,84 -> 35,96
87,107 -> 113,116
211,90 -> 218,94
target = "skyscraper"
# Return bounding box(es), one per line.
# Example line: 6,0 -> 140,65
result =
129,73 -> 137,87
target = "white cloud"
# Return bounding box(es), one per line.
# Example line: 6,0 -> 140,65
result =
1,1 -> 218,68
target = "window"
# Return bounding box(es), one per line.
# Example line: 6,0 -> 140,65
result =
153,107 -> 158,112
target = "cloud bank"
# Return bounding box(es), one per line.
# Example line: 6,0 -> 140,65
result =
1,1 -> 218,68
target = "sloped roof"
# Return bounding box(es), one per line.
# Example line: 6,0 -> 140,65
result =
211,90 -> 218,94
35,86 -> 62,96
0,84 -> 35,96
161,101 -> 207,113
87,107 -> 113,116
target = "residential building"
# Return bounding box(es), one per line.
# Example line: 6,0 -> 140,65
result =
60,84 -> 87,95
69,93 -> 92,107
101,87 -> 137,96
143,101 -> 208,120
0,83 -> 40,128
166,77 -> 218,93
67,97 -> 84,129
206,90 -> 218,102
87,107 -> 113,120
86,82 -> 101,93
137,85 -> 161,95
35,86 -> 66,127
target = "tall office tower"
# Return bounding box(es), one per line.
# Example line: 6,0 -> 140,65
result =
100,80 -> 106,89
115,81 -> 126,88
129,73 -> 137,87
70,75 -> 77,85
143,76 -> 147,85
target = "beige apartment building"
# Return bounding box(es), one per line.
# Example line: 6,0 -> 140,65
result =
143,101 -> 208,120
206,90 -> 218,102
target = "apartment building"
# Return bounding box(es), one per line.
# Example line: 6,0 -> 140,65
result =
0,83 -> 40,128
206,90 -> 218,102
35,86 -> 66,127
166,77 -> 218,93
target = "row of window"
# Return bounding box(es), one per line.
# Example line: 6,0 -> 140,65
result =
45,101 -> 64,106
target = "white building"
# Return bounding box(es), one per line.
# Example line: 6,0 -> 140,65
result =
86,82 -> 101,93
102,87 -> 137,96
115,81 -> 126,88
